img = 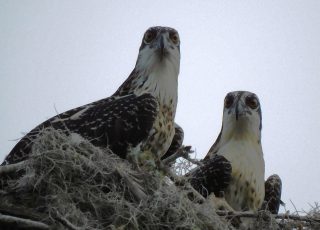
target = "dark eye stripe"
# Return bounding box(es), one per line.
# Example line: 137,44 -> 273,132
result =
224,94 -> 234,108
144,30 -> 157,44
139,27 -> 180,51
169,32 -> 180,45
245,95 -> 259,109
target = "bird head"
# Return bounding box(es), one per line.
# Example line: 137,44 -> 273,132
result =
135,26 -> 181,75
114,26 -> 180,109
222,91 -> 262,140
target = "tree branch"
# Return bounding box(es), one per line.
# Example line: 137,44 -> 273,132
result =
54,212 -> 82,230
216,210 -> 320,224
0,161 -> 27,175
0,213 -> 49,229
162,146 -> 201,166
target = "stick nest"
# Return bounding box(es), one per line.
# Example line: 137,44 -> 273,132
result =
0,128 -> 228,229
1,128 -> 319,229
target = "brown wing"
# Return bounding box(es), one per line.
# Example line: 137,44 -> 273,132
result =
188,154 -> 232,198
261,174 -> 283,214
3,94 -> 158,164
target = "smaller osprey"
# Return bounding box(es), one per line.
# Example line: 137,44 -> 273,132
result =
3,26 -> 183,169
262,174 -> 283,214
190,91 -> 282,213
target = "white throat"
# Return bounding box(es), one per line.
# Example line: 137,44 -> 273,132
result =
135,57 -> 179,112
221,117 -> 261,144
217,118 -> 264,170
146,63 -> 177,103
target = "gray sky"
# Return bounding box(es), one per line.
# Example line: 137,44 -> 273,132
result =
1,0 -> 319,213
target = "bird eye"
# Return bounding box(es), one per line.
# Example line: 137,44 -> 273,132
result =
224,95 -> 234,108
245,96 -> 258,109
170,32 -> 180,45
144,30 -> 156,44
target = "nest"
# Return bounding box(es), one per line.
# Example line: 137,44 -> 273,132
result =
0,128 -> 229,229
0,128 -> 319,229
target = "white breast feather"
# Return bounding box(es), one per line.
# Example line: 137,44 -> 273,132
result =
218,138 -> 265,210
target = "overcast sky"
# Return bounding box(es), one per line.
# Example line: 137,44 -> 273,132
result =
1,0 -> 319,213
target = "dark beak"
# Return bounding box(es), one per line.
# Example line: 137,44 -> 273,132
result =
156,35 -> 166,58
159,35 -> 165,57
235,103 -> 239,121
159,35 -> 164,51
235,101 -> 246,121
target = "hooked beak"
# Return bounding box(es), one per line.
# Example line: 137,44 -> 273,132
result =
156,34 -> 167,58
235,101 -> 246,121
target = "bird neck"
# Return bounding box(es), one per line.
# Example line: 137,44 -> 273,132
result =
114,61 -> 178,115
220,120 -> 262,146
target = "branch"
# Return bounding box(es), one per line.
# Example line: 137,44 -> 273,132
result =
54,212 -> 82,230
116,168 -> 147,201
182,154 -> 203,167
0,161 -> 27,175
215,210 -> 320,223
0,213 -> 49,229
275,213 -> 320,223
0,204 -> 46,223
162,146 -> 202,166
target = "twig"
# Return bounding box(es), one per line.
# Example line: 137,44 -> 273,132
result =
54,213 -> 82,230
290,199 -> 299,214
0,160 -> 27,175
162,146 -> 197,166
116,168 -> 147,201
182,154 -> 203,167
0,204 -> 46,223
215,210 -> 320,223
0,213 -> 49,229
275,213 -> 320,223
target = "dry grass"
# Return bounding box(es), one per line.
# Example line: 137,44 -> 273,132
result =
0,128 -> 228,229
0,128 -> 319,229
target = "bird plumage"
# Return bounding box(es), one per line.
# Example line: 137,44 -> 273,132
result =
261,174 -> 283,214
161,123 -> 184,161
3,26 -> 182,168
203,91 -> 265,211
189,154 -> 232,198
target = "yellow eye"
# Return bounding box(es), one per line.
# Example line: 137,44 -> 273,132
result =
170,32 -> 180,45
144,30 -> 156,44
245,96 -> 258,109
224,95 -> 234,108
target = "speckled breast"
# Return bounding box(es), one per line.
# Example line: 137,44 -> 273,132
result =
225,169 -> 265,211
142,103 -> 175,160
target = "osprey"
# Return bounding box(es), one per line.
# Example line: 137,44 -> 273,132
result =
261,174 -> 283,214
191,91 -> 281,212
190,91 -> 282,213
206,91 -> 265,211
3,26 -> 182,168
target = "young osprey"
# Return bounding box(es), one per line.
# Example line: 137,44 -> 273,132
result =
261,174 -> 283,214
190,91 -> 282,213
192,91 -> 265,211
3,26 -> 182,168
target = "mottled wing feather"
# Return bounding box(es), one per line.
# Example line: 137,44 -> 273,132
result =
160,123 -> 184,160
188,155 -> 232,198
2,98 -> 113,165
261,174 -> 282,214
4,94 -> 158,164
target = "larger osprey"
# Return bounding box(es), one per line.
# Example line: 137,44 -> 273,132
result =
3,26 -> 183,168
